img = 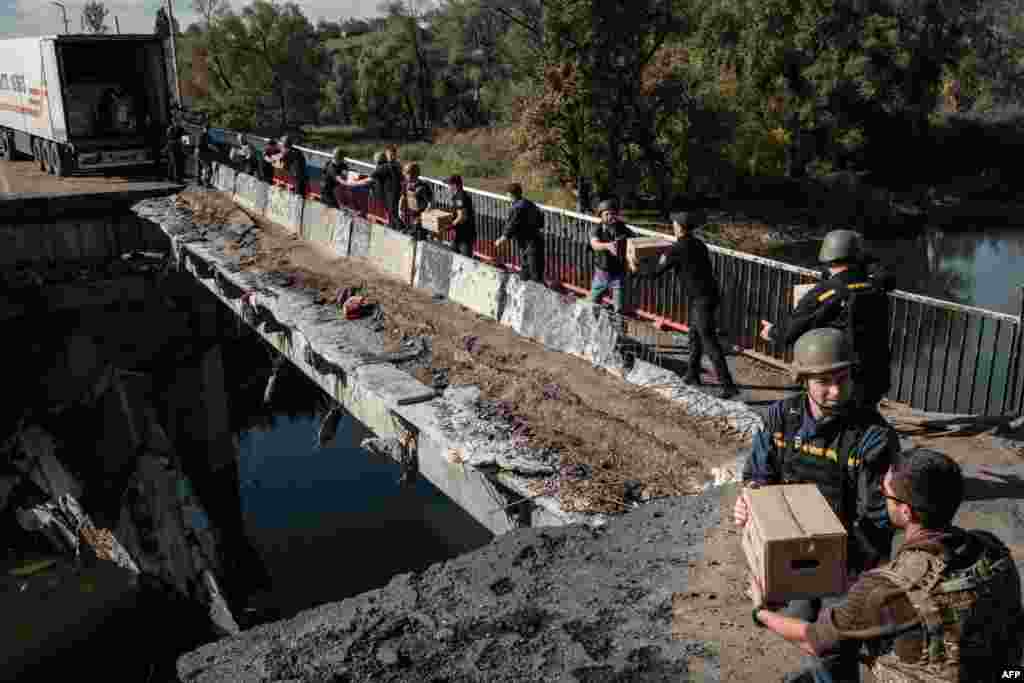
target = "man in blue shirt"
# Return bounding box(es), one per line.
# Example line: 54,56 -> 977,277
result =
734,327 -> 900,683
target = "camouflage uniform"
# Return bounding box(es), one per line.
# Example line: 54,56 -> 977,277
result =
806,527 -> 1023,682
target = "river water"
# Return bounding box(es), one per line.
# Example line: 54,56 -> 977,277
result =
221,329 -> 494,624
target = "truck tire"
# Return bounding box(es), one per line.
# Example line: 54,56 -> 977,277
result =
51,142 -> 68,177
33,139 -> 46,171
0,129 -> 13,161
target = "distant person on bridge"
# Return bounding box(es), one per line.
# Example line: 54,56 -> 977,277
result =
230,133 -> 259,177
350,151 -> 399,228
398,162 -> 434,239
386,145 -> 403,226
750,447 -> 1023,683
318,148 -> 349,209
164,120 -> 184,184
495,182 -> 546,284
277,136 -> 307,197
261,138 -> 281,183
643,210 -> 739,399
588,197 -> 635,315
447,175 -> 477,257
195,126 -> 213,188
759,229 -> 893,410
735,327 -> 901,683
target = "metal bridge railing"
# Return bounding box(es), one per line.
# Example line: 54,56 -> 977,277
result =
198,126 -> 1024,416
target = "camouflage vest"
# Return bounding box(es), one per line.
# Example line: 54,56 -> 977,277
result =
863,530 -> 1023,682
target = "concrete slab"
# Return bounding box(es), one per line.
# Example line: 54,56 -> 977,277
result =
212,163 -> 237,194
448,251 -> 508,320
232,173 -> 268,215
500,276 -> 625,372
413,240 -> 453,298
265,186 -> 303,234
367,224 -> 417,284
301,201 -> 337,246
348,213 -> 373,259
332,210 -> 355,257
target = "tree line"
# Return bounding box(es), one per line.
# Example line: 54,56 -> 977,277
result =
162,0 -> 1024,210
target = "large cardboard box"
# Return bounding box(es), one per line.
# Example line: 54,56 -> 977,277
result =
422,209 -> 455,235
792,283 -> 815,309
626,237 -> 674,274
741,484 -> 847,603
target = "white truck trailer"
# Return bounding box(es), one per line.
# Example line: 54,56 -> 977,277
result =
0,34 -> 178,176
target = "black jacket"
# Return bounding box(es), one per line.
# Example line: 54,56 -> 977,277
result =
774,268 -> 888,347
652,235 -> 720,302
503,198 -> 544,246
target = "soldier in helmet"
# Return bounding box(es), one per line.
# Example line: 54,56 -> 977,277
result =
750,447 -> 1023,682
588,197 -> 636,314
735,327 -> 901,682
760,229 -> 893,409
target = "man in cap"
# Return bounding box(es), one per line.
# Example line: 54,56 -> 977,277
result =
644,209 -> 739,399
398,162 -> 434,238
735,327 -> 902,682
351,151 -> 397,226
760,229 -> 892,409
447,175 -> 477,257
495,182 -> 546,283
588,197 -> 635,314
751,447 -> 1022,683
277,135 -> 307,197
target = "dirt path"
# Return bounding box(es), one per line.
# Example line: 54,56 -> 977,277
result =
177,191 -> 747,514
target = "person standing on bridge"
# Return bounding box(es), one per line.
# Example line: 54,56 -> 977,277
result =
759,229 -> 892,410
750,447 -> 1023,683
447,175 -> 477,257
386,145 -> 403,227
350,151 -> 398,227
495,183 -> 546,284
588,197 -> 635,315
319,148 -> 349,209
643,210 -> 739,399
277,136 -> 307,197
398,162 -> 434,240
195,126 -> 214,188
261,138 -> 281,183
164,119 -> 185,184
735,327 -> 901,683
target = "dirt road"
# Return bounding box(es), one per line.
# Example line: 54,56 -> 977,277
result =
0,158 -> 174,195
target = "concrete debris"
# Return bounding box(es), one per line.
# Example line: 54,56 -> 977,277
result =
14,426 -> 84,501
625,360 -> 764,438
361,437 -> 403,461
16,494 -> 139,574
116,455 -> 240,637
434,393 -> 557,476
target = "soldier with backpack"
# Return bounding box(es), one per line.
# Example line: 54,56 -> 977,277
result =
750,447 -> 1022,683
760,229 -> 893,409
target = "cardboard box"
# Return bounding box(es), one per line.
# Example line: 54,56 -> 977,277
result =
741,484 -> 847,603
421,209 -> 455,234
626,237 -> 674,274
792,283 -> 815,309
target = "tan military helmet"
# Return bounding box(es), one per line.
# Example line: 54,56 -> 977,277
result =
791,328 -> 857,382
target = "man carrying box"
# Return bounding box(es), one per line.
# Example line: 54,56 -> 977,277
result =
749,448 -> 1023,683
641,209 -> 739,399
734,327 -> 901,682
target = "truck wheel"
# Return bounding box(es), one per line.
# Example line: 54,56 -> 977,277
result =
0,129 -> 12,161
51,143 -> 68,177
33,139 -> 46,171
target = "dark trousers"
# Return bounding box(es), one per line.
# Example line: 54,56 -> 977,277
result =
519,240 -> 545,283
166,147 -> 184,183
689,296 -> 736,388
454,238 -> 474,257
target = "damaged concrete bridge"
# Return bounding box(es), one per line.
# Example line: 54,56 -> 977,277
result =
3,164 -> 1024,682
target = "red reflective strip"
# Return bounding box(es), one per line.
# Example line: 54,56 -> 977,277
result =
29,88 -> 45,96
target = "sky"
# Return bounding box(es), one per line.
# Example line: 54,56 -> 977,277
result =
0,0 -> 382,39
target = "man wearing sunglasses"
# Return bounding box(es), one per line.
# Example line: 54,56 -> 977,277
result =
749,447 -> 1022,682
735,327 -> 901,681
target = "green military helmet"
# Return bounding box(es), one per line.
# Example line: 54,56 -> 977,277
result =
596,197 -> 619,213
791,328 -> 857,381
818,229 -> 863,264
